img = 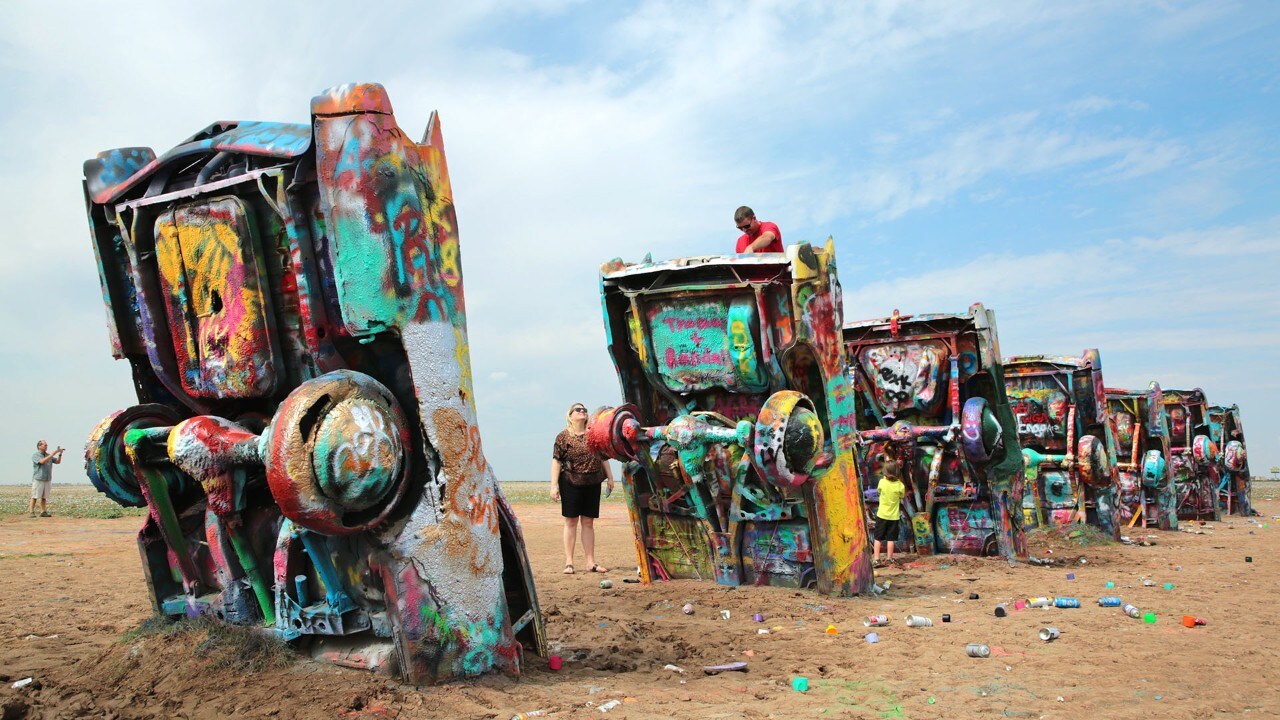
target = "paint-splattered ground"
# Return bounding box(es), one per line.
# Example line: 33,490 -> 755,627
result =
2,490 -> 1279,719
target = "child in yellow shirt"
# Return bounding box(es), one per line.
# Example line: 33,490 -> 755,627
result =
873,458 -> 906,567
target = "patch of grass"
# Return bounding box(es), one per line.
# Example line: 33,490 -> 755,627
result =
122,615 -> 294,672
1026,522 -> 1117,547
0,484 -> 147,519
498,481 -> 625,505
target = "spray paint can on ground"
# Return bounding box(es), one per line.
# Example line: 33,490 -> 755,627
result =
1097,596 -> 1123,607
864,614 -> 891,627
1027,597 -> 1052,608
1053,597 -> 1080,608
511,712 -> 547,720
906,614 -> 933,627
965,643 -> 991,658
1038,627 -> 1061,642
1122,603 -> 1141,618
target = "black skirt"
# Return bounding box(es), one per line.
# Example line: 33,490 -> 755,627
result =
560,477 -> 602,518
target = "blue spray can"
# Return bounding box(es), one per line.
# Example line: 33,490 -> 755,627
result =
1053,597 -> 1080,608
1097,596 -> 1123,607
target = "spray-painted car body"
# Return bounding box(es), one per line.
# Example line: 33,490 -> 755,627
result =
588,242 -> 874,596
842,305 -> 1026,561
80,83 -> 544,684
1161,388 -> 1220,521
1207,404 -> 1251,516
1003,350 -> 1120,538
1103,384 -> 1176,530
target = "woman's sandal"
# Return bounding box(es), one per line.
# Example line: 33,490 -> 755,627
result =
589,564 -> 608,573
563,564 -> 574,574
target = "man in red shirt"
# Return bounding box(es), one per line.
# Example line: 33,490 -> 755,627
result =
734,206 -> 783,253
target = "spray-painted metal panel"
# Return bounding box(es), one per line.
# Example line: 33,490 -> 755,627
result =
843,305 -> 1027,562
1004,350 -> 1121,538
589,242 -> 874,597
1103,383 -> 1177,530
81,83 -> 544,685
1207,404 -> 1251,516
1160,388 -> 1220,522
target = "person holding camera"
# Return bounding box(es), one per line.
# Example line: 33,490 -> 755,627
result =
30,440 -> 64,518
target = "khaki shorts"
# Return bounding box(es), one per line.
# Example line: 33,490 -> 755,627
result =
31,480 -> 52,501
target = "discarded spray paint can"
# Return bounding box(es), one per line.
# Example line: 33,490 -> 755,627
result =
1246,556 -> 1253,563
1027,597 -> 1052,608
511,711 -> 548,720
864,614 -> 890,627
994,604 -> 1008,617
906,614 -> 933,628
1053,597 -> 1080,608
753,613 -> 765,622
548,655 -> 563,670
1013,600 -> 1027,610
598,699 -> 623,712
1097,596 -> 1123,607
1122,603 -> 1141,618
969,592 -> 980,600
1181,616 -> 1207,628
1038,627 -> 1061,642
599,579 -> 613,589
941,614 -> 951,623
965,643 -> 991,658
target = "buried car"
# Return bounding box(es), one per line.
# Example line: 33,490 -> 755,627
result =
1003,349 -> 1120,538
842,305 -> 1026,561
1207,404 -> 1251,516
80,83 -> 544,683
1104,383 -> 1177,530
588,241 -> 875,597
1162,388 -> 1220,522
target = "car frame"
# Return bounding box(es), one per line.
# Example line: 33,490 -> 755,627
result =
841,305 -> 1026,561
1003,349 -> 1121,538
1161,388 -> 1220,522
80,83 -> 544,684
1207,403 -> 1251,516
1103,383 -> 1177,531
588,241 -> 875,597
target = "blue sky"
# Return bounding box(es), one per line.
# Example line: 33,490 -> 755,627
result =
1,1 -> 1277,484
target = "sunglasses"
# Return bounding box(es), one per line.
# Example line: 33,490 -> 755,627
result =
736,222 -> 751,230
571,407 -> 587,413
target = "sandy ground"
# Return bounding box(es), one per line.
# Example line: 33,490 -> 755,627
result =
2,496 -> 1279,719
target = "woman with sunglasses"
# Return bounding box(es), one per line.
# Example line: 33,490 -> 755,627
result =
550,403 -> 615,574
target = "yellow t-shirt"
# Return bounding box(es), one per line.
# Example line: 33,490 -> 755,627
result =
876,478 -> 906,521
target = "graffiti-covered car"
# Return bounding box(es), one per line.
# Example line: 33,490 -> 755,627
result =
587,241 -> 874,596
1207,404 -> 1251,516
842,305 -> 1026,561
1104,383 -> 1176,530
1003,350 -> 1119,538
80,83 -> 544,683
1161,388 -> 1220,521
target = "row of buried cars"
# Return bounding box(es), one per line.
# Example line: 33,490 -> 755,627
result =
77,85 -> 1252,686
588,242 -> 1254,596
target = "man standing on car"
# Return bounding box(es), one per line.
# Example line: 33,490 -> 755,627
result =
734,206 -> 783,253
30,440 -> 63,518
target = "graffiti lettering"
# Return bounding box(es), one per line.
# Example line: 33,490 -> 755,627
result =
662,316 -> 727,333
665,347 -> 727,369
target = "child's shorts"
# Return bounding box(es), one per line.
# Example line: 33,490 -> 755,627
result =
872,517 -> 900,543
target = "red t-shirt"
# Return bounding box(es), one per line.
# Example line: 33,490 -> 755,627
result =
735,221 -> 783,253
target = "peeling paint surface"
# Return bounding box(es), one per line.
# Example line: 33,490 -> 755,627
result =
81,83 -> 544,685
591,242 -> 874,597
843,305 -> 1027,562
1004,350 -> 1121,538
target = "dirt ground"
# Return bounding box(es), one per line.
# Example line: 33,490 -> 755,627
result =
2,494 -> 1278,720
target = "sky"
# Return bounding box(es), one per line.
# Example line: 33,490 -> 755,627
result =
1,0 -> 1277,486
